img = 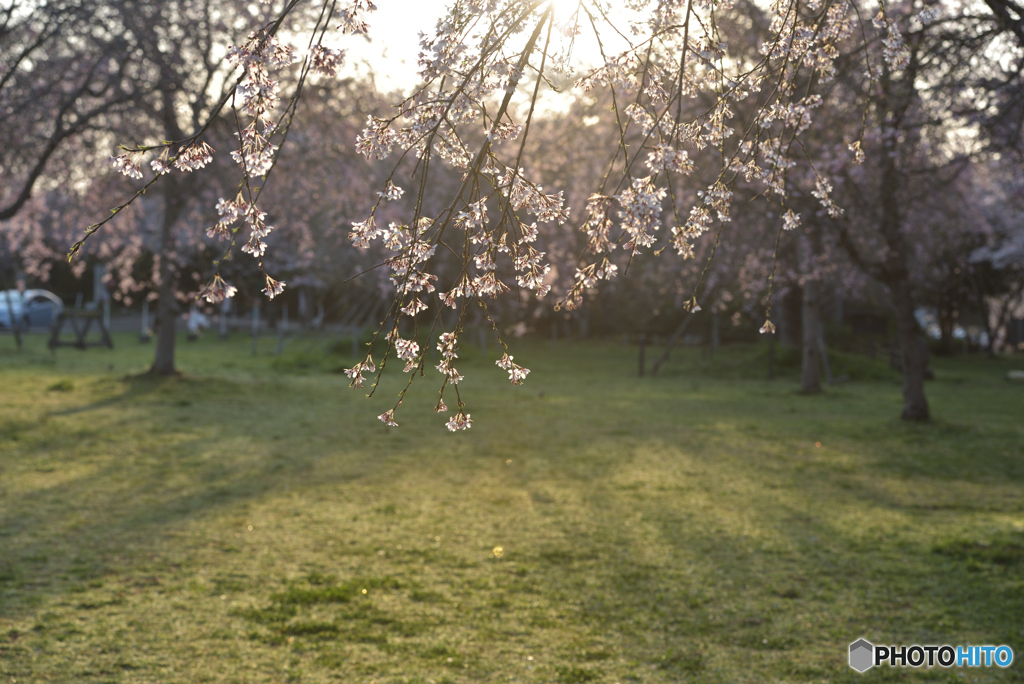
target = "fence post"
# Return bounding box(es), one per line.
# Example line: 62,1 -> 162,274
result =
711,312 -> 720,358
818,321 -> 834,384
251,304 -> 260,355
219,298 -> 230,339
141,300 -> 151,342
2,289 -> 22,350
276,305 -> 288,355
187,302 -> 198,341
638,333 -> 646,377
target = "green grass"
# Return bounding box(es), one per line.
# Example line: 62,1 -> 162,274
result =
1,331 -> 1023,682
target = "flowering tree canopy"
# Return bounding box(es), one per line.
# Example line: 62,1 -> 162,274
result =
7,0 -> 1022,425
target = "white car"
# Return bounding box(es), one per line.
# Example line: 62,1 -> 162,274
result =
0,289 -> 64,329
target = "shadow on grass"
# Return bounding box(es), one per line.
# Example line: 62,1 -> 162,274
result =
0,373 -> 384,614
44,373 -> 171,416
1,340 -> 1023,682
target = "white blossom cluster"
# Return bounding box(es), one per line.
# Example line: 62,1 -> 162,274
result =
197,274 -> 237,304
873,8 -> 912,71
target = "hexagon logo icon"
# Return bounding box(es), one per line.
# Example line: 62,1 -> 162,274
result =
849,638 -> 874,672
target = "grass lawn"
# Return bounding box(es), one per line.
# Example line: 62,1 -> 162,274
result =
1,331 -> 1022,683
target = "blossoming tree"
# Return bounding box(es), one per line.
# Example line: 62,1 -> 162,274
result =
13,0 -> 1023,424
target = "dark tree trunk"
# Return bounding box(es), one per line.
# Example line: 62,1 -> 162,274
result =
890,280 -> 930,421
876,59 -> 929,422
149,82 -> 192,376
832,35 -> 938,421
779,287 -> 802,348
151,256 -> 178,374
800,280 -> 822,393
800,235 -> 822,393
149,181 -> 185,376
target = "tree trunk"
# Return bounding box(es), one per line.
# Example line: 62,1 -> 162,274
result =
800,281 -> 822,393
151,252 -> 178,375
149,83 -> 192,376
890,280 -> 930,421
149,183 -> 185,376
833,48 -> 933,421
875,60 -> 928,421
779,287 -> 802,347
800,235 -> 822,393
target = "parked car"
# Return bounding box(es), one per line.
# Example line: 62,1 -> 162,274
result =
0,289 -> 64,329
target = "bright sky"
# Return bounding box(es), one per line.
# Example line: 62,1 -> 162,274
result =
337,0 -> 632,93
340,0 -> 446,91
